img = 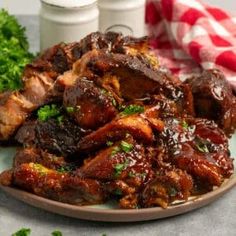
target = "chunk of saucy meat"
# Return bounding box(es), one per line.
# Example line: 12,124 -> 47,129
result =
185,69 -> 236,136
73,49 -> 194,115
34,117 -> 88,156
142,168 -> 193,208
0,32 -> 154,142
158,117 -> 234,190
63,77 -> 117,130
78,137 -> 154,209
9,163 -> 105,205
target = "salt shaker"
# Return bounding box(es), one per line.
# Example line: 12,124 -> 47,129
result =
40,0 -> 99,51
98,0 -> 145,37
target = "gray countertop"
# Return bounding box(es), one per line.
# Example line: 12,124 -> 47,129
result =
0,16 -> 235,236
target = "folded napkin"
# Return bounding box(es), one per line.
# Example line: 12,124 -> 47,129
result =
146,0 -> 236,88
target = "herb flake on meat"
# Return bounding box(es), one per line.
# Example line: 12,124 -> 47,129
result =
120,141 -> 133,153
37,104 -> 61,122
121,104 -> 144,116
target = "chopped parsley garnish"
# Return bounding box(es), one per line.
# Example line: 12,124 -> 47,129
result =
57,165 -> 74,173
128,172 -> 136,178
182,120 -> 189,130
106,141 -> 114,147
114,159 -> 129,177
11,229 -> 63,236
121,104 -> 144,116
51,231 -> 63,236
31,163 -> 48,176
57,115 -> 64,125
114,189 -> 122,196
100,88 -> 117,107
195,138 -> 210,153
12,228 -> 31,236
128,172 -> 147,178
100,89 -> 107,95
196,143 -> 209,153
37,104 -> 61,122
139,172 -> 147,178
110,140 -> 133,157
120,141 -> 133,153
66,106 -> 75,113
111,146 -> 121,157
111,98 -> 117,107
168,187 -> 178,197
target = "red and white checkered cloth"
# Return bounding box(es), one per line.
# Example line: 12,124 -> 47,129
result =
146,0 -> 236,89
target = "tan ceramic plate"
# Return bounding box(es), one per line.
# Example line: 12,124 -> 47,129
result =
0,135 -> 235,222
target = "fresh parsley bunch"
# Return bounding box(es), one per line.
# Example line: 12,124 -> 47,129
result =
0,9 -> 34,92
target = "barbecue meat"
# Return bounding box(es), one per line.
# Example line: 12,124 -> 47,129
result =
79,137 -> 153,181
186,69 -> 236,136
74,50 -> 185,100
10,163 -> 105,205
79,137 -> 154,209
78,114 -> 154,152
0,32 -> 154,141
0,32 -> 235,210
15,117 -> 87,156
35,118 -> 87,156
15,120 -> 37,145
142,168 -> 193,208
63,77 -> 118,129
159,117 -> 234,187
13,147 -> 66,170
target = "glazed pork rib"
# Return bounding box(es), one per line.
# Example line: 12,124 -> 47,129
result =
0,32 -> 235,209
185,69 -> 236,136
0,32 -> 157,141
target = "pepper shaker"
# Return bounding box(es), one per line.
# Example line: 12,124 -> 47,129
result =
40,0 -> 99,51
98,0 -> 146,37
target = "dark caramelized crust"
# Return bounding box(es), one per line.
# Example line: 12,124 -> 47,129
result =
11,163 -> 105,205
185,69 -> 236,136
0,33 -> 235,210
142,168 -> 193,208
0,32 -> 154,141
78,114 -> 154,152
158,117 -> 234,187
35,118 -> 86,156
13,148 -> 66,170
63,77 -> 118,129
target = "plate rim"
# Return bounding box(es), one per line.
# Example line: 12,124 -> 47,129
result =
0,175 -> 235,222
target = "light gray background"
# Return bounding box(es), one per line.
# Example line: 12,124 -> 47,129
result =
0,0 -> 235,15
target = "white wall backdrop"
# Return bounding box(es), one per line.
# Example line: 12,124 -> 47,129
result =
0,0 -> 235,15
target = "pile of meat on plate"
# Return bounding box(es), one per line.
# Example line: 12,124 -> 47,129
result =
0,32 -> 235,209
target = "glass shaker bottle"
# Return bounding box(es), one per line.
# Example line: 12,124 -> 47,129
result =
40,0 -> 99,51
98,0 -> 146,37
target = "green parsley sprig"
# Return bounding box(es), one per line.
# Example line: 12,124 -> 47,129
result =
114,159 -> 130,177
121,104 -> 144,116
37,104 -> 62,122
12,228 -> 31,236
0,9 -> 34,92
